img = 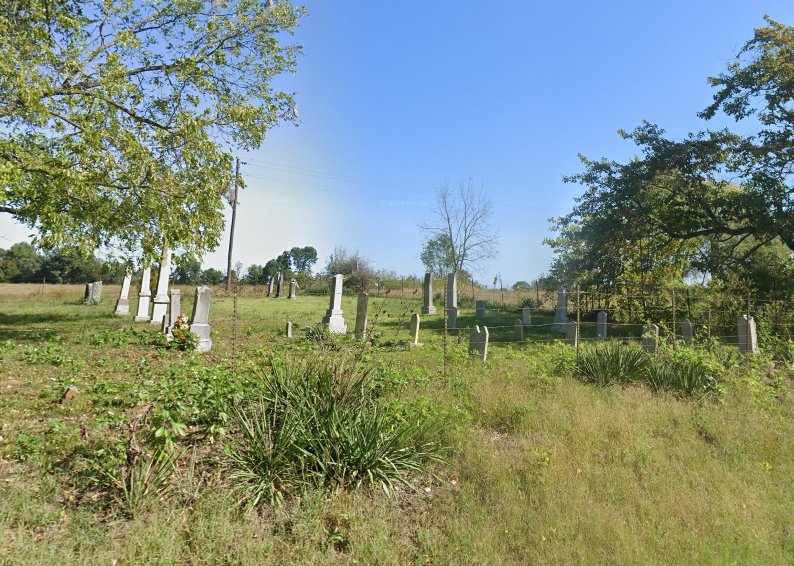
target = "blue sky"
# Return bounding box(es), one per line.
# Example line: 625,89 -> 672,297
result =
3,1 -> 794,285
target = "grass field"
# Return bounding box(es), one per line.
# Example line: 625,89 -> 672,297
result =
1,284 -> 793,564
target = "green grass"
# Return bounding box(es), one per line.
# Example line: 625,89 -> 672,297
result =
1,285 -> 793,564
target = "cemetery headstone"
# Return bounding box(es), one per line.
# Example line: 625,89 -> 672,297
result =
597,311 -> 608,339
681,319 -> 693,344
448,307 -> 458,330
189,285 -> 213,352
275,272 -> 284,298
552,288 -> 568,332
165,288 -> 181,339
289,279 -> 298,300
286,321 -> 293,339
84,281 -> 102,305
421,273 -> 437,315
468,325 -> 489,361
151,245 -> 172,325
476,300 -> 487,319
114,273 -> 132,316
354,292 -> 369,340
738,315 -> 759,354
566,321 -> 578,347
521,307 -> 531,326
267,277 -> 274,297
643,324 -> 659,354
446,273 -> 457,310
134,267 -> 153,322
514,319 -> 524,342
321,274 -> 347,334
410,313 -> 422,347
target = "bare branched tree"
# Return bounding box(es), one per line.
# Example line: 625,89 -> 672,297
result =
419,177 -> 499,275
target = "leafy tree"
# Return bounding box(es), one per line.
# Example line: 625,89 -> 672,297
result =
553,17 -> 794,296
172,258 -> 202,284
289,246 -> 318,275
1,0 -> 305,261
1,242 -> 42,282
511,281 -> 532,292
420,234 -> 455,276
419,177 -> 498,275
200,268 -> 224,285
325,245 -> 375,292
245,264 -> 268,285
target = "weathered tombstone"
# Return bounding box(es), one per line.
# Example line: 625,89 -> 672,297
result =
285,321 -> 293,339
476,300 -> 487,319
267,277 -> 274,297
642,324 -> 659,354
289,279 -> 298,300
151,245 -> 172,325
134,267 -> 153,322
738,315 -> 759,354
552,288 -> 568,332
275,272 -> 284,298
354,292 -> 369,340
114,273 -> 132,316
165,288 -> 181,339
597,311 -> 608,339
321,274 -> 347,334
446,273 -> 457,310
468,325 -> 489,361
514,319 -> 524,342
521,307 -> 531,326
83,281 -> 102,305
448,307 -> 458,330
421,273 -> 436,315
681,319 -> 693,344
410,313 -> 422,347
566,321 -> 578,347
189,285 -> 213,352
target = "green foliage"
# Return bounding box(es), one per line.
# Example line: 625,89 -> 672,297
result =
1,0 -> 305,259
199,267 -> 225,285
226,355 -> 445,509
169,314 -> 198,352
645,348 -> 721,396
576,342 -> 649,386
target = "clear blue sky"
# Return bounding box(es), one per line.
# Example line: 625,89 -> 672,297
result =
3,1 -> 794,286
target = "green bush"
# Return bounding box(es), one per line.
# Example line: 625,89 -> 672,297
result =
226,355 -> 445,509
576,342 -> 649,386
646,348 -> 722,396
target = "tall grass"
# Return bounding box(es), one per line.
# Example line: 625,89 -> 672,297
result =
576,342 -> 649,385
226,355 -> 445,509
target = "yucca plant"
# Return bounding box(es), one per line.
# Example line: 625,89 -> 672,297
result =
576,342 -> 649,386
226,355 -> 445,509
645,350 -> 720,396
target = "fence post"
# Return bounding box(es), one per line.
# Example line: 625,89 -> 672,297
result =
576,284 -> 581,361
672,288 -> 676,347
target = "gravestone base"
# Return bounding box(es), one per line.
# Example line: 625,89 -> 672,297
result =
421,305 -> 437,315
322,314 -> 347,335
151,296 -> 169,326
190,323 -> 212,352
134,297 -> 151,322
114,298 -> 130,316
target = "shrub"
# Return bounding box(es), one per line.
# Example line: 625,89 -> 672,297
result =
226,355 -> 445,509
645,348 -> 721,396
576,342 -> 649,386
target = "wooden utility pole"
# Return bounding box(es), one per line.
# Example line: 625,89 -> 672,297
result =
226,158 -> 240,292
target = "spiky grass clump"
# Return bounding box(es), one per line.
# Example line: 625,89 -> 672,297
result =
576,342 -> 649,386
226,355 -> 444,509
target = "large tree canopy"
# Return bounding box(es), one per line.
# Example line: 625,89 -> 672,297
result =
549,17 -> 794,294
1,0 -> 304,262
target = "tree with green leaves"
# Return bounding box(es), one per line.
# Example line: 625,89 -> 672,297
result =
552,17 -> 794,295
1,0 -> 305,263
289,246 -> 318,275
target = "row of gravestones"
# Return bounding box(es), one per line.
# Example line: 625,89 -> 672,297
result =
266,273 -> 298,299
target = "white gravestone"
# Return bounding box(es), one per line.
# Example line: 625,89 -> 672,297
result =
566,321 -> 578,347
354,292 -> 369,340
468,325 -> 489,361
681,319 -> 693,344
289,280 -> 298,300
285,321 -> 293,339
267,277 -> 274,297
521,307 -> 531,326
321,274 -> 347,334
597,311 -> 608,339
165,288 -> 181,339
514,319 -> 524,342
476,300 -> 487,319
275,272 -> 284,298
421,273 -> 436,315
134,267 -> 152,322
552,289 -> 568,332
446,273 -> 457,309
410,313 -> 422,347
114,273 -> 132,316
448,307 -> 458,330
643,324 -> 659,354
151,245 -> 172,325
738,315 -> 759,354
189,285 -> 213,352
